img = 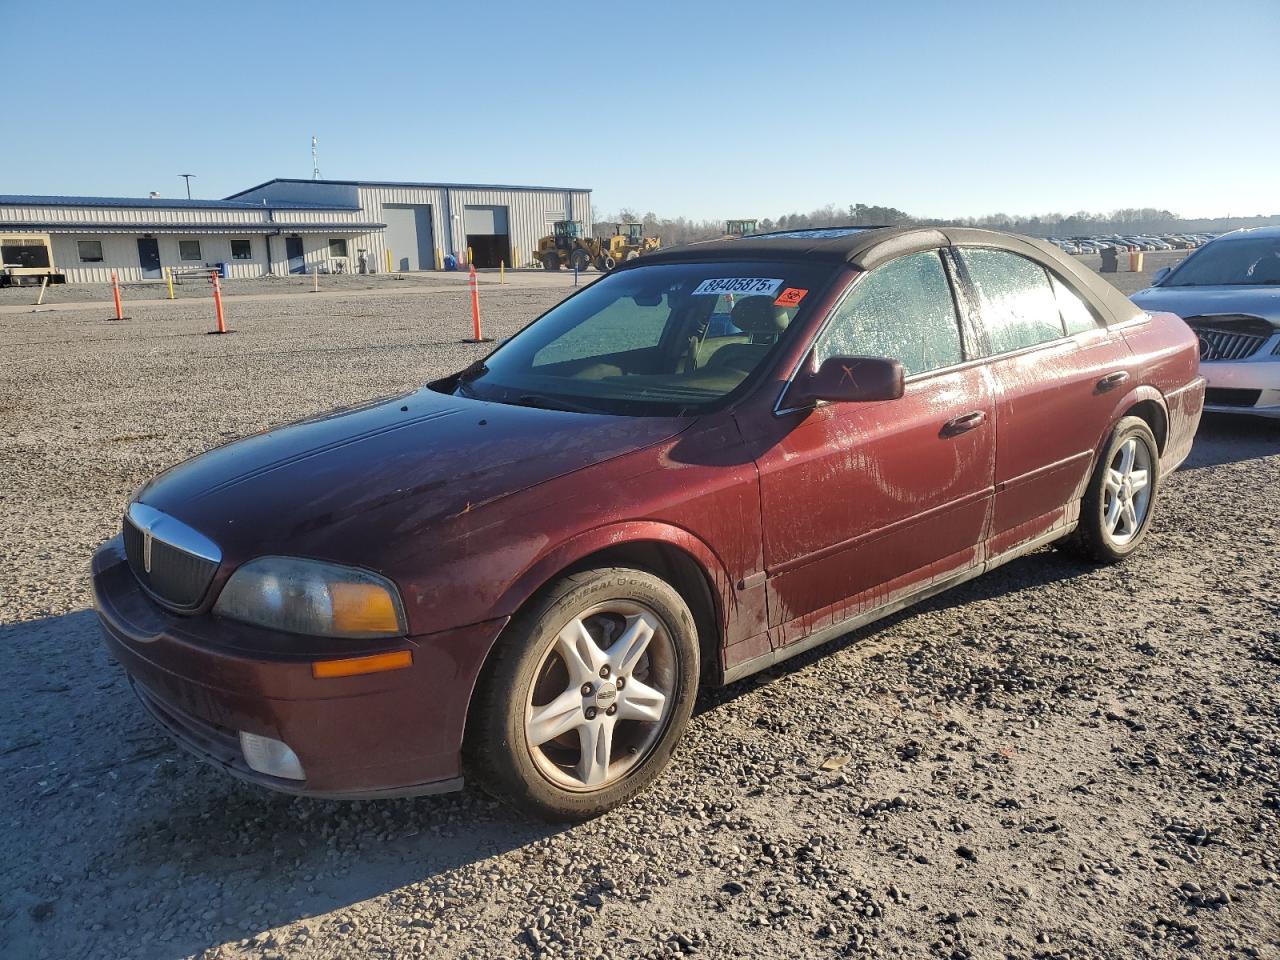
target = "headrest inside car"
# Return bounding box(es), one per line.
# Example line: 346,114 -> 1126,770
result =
730,296 -> 788,335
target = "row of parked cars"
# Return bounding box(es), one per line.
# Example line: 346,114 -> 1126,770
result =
1049,234 -> 1217,255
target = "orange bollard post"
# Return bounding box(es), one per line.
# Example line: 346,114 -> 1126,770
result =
207,270 -> 231,334
108,270 -> 129,320
465,264 -> 491,343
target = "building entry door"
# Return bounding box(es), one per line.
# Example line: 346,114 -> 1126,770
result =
286,236 -> 306,274
136,238 -> 162,279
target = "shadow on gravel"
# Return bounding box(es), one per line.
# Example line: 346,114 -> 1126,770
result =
0,610 -> 564,960
698,546 -> 1093,714
1180,413 -> 1280,470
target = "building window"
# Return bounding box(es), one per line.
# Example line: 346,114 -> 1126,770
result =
179,240 -> 203,261
328,238 -> 348,258
230,239 -> 253,260
78,240 -> 104,263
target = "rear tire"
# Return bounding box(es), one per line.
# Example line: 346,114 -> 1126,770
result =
570,250 -> 592,273
465,567 -> 699,821
1060,416 -> 1160,564
541,253 -> 561,271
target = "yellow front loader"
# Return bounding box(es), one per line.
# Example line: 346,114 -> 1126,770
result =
535,221 -> 599,272
599,222 -> 660,270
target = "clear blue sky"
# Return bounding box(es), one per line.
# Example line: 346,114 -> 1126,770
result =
3,0 -> 1276,220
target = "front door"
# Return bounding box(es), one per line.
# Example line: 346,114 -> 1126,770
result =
285,236 -> 306,274
136,238 -> 162,279
952,247 -> 1134,556
749,250 -> 996,645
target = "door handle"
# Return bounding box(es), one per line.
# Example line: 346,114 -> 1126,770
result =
1096,371 -> 1130,393
941,410 -> 987,437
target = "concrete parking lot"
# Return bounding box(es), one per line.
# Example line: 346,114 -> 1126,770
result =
1,252 -> 1277,960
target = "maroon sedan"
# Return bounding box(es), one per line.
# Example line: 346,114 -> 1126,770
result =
93,227 -> 1205,820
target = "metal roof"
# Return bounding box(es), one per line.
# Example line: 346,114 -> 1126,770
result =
1,221 -> 385,235
0,194 -> 358,211
226,177 -> 592,198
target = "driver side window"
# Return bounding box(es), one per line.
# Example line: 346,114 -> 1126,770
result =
815,251 -> 963,376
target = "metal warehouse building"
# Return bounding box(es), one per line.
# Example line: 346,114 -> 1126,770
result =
228,179 -> 593,273
0,178 -> 591,284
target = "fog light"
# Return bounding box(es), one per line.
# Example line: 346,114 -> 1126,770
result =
239,731 -> 305,781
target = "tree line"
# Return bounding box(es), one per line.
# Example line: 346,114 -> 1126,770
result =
593,203 -> 1280,245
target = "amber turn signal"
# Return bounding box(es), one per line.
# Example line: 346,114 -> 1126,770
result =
311,650 -> 413,679
329,581 -> 403,635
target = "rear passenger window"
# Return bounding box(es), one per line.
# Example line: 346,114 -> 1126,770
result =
816,251 -> 963,376
1050,274 -> 1100,335
957,248 -> 1064,354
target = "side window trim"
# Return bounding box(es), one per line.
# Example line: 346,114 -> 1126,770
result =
939,247 -> 989,361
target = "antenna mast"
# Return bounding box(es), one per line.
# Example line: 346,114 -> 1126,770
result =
311,136 -> 322,180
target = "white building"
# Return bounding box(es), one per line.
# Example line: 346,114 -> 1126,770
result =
0,178 -> 592,284
228,179 -> 593,273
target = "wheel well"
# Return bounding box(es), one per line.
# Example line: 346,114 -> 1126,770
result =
560,542 -> 723,684
1126,399 -> 1168,454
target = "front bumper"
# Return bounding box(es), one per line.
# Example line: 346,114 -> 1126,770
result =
92,536 -> 507,798
1201,357 -> 1280,418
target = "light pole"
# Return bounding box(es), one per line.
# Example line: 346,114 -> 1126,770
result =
179,174 -> 196,199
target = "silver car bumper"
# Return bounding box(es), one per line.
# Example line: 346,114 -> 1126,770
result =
1201,351 -> 1280,418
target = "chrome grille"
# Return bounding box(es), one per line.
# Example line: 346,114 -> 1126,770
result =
1194,328 -> 1268,362
122,504 -> 220,610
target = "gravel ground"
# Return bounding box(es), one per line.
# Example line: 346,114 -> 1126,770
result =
2,253 -> 1277,960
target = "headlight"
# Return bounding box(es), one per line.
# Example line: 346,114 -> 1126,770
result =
213,556 -> 407,639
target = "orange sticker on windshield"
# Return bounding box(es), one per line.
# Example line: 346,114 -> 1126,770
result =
774,287 -> 808,308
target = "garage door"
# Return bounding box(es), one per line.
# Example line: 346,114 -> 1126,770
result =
382,204 -> 434,271
463,205 -> 510,269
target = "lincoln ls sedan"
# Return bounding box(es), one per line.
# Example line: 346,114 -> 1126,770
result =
93,227 -> 1205,820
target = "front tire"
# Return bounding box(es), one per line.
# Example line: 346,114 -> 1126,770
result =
465,567 -> 699,821
1061,416 -> 1160,563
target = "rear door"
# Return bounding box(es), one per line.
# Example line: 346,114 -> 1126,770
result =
952,247 -> 1133,556
749,250 -> 996,644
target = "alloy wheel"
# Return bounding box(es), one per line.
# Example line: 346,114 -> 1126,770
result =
1102,436 -> 1153,545
524,601 -> 676,791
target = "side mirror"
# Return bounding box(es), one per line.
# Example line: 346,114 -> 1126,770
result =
784,356 -> 905,407
1151,266 -> 1172,284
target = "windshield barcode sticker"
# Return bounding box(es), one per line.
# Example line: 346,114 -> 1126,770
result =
690,277 -> 785,297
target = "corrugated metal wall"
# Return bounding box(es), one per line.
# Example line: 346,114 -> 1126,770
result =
1,182 -> 592,280
355,185 -> 591,271
38,230 -> 378,283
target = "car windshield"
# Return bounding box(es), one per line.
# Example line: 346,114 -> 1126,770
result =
1162,236 -> 1280,286
453,260 -> 834,416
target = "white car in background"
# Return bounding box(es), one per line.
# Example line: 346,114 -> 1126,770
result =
1132,227 -> 1280,418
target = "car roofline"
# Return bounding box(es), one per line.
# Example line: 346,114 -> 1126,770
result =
619,225 -> 1143,327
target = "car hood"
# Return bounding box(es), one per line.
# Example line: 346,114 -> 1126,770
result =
137,387 -> 689,563
1131,285 -> 1280,326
